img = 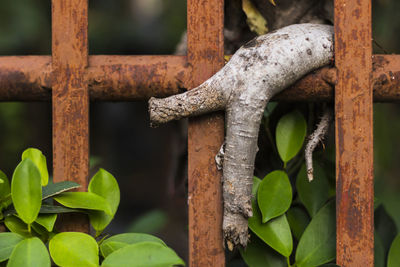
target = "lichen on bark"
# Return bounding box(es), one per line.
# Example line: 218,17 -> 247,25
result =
149,23 -> 334,248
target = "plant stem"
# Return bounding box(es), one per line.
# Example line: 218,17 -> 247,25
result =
27,223 -> 31,234
286,256 -> 291,267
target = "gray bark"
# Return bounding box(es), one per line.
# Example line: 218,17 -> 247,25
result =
305,107 -> 332,181
149,23 -> 334,248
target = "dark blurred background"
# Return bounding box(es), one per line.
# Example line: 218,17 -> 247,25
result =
0,0 -> 399,262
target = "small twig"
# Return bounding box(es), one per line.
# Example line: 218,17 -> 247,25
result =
304,106 -> 332,181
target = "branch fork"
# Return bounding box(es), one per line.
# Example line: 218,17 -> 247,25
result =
149,24 -> 334,248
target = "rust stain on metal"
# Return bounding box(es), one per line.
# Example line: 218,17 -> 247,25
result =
335,0 -> 374,266
52,0 -> 89,233
88,56 -> 190,101
372,55 -> 400,101
0,56 -> 52,101
0,56 -> 399,102
187,0 -> 225,266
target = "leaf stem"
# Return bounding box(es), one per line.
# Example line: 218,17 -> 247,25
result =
27,223 -> 31,234
286,256 -> 291,267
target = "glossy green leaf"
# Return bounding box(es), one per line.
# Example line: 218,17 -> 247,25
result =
35,214 -> 57,232
248,200 -> 292,257
127,210 -> 168,234
0,232 -> 23,262
22,148 -> 49,186
49,232 -> 99,267
388,234 -> 400,267
101,241 -> 185,267
295,200 -> 335,267
11,158 -> 42,224
374,232 -> 385,267
54,192 -> 112,215
100,233 -> 166,258
296,164 -> 330,217
257,171 -> 292,223
7,237 -> 50,267
42,181 -> 80,200
39,204 -> 81,214
4,215 -> 31,238
276,111 -> 307,163
286,206 -> 310,241
88,169 -> 120,234
239,235 -> 286,267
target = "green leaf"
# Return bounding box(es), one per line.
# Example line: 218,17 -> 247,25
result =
264,102 -> 278,118
374,232 -> 385,267
88,169 -> 120,235
295,200 -> 335,267
248,200 -> 292,257
31,222 -> 49,237
0,232 -> 24,262
35,214 -> 57,232
7,237 -> 50,267
42,181 -> 80,200
286,206 -> 310,241
375,205 -> 398,254
4,215 -> 31,238
11,158 -> 42,224
239,235 -> 286,267
257,170 -> 292,223
296,164 -> 330,217
242,0 -> 268,35
0,170 -> 10,200
22,148 -> 49,186
252,176 -> 262,197
388,234 -> 400,267
54,192 -> 112,215
39,204 -> 82,214
0,171 -> 11,211
101,241 -> 185,267
276,111 -> 307,163
100,233 -> 166,258
49,232 -> 99,267
127,210 -> 168,234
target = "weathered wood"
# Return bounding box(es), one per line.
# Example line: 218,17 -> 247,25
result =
187,0 -> 225,265
335,0 -> 374,266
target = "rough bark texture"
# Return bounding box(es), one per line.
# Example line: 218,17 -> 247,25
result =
149,23 -> 334,248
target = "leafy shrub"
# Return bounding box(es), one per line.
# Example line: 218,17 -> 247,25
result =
0,148 -> 184,267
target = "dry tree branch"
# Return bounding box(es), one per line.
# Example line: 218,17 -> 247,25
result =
305,107 -> 333,181
149,24 -> 334,248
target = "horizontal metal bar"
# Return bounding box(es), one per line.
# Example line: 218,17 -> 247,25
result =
0,55 -> 398,102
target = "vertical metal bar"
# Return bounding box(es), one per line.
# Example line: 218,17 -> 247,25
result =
52,0 -> 89,232
335,0 -> 374,266
187,0 -> 225,266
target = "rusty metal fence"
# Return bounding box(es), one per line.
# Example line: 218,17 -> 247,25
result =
0,0 -> 399,266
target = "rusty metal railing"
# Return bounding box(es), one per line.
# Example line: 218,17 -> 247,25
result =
0,0 -> 399,266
